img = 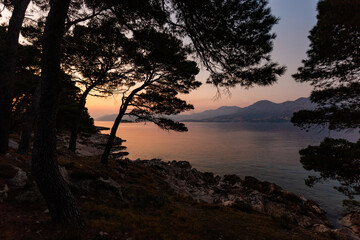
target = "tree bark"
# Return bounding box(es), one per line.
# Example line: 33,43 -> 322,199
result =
101,85 -> 146,164
68,88 -> 91,153
17,82 -> 41,155
32,0 -> 84,227
0,0 -> 31,154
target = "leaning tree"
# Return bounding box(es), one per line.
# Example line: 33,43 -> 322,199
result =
96,0 -> 286,162
101,28 -> 201,164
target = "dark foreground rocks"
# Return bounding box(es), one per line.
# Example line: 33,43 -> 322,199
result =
1,134 -> 359,239
134,159 -> 329,228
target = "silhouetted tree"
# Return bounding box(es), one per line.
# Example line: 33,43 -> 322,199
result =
292,0 -> 360,130
63,21 -> 130,153
0,27 -> 41,136
31,0 -> 84,227
101,29 -> 200,164
292,0 -> 360,205
103,0 -> 286,90
0,0 -> 30,154
299,138 -> 360,209
16,1 -> 104,154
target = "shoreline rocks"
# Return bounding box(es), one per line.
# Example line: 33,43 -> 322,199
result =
125,159 -> 331,231
6,133 -> 360,238
341,212 -> 360,237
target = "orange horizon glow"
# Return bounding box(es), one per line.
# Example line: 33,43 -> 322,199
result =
86,0 -> 317,119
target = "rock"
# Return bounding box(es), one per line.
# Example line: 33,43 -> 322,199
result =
97,177 -> 123,199
223,175 -> 242,186
73,179 -> 93,193
231,199 -> 253,212
15,186 -> 43,203
59,166 -> 72,185
304,199 -> 325,215
117,158 -> 331,233
313,224 -> 331,233
9,166 -> 27,188
295,215 -> 313,228
0,184 -> 9,203
171,161 -> 192,169
264,182 -> 283,195
202,172 -> 220,185
0,163 -> 17,178
282,191 -> 302,203
248,191 -> 265,212
8,139 -> 19,150
340,212 -> 360,235
242,176 -> 261,190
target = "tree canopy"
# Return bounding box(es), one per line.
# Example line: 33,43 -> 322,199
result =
299,138 -> 360,210
292,0 -> 360,206
101,28 -> 201,163
93,0 -> 285,90
292,0 -> 360,131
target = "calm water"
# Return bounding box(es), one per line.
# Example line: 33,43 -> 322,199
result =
96,121 -> 359,224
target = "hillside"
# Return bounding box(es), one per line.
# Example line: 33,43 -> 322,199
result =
176,97 -> 315,122
204,97 -> 315,122
96,97 -> 315,123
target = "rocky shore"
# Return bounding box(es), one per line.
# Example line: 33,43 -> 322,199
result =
121,158 -> 359,238
1,131 -> 359,239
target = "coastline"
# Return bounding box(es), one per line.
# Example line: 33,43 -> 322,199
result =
0,131 -> 358,239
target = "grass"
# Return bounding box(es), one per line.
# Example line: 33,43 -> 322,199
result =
0,151 -> 352,240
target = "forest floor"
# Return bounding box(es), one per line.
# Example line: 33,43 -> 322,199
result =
0,133 -> 357,240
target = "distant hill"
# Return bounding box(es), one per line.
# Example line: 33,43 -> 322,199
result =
96,97 -> 315,122
171,106 -> 242,122
175,97 -> 315,122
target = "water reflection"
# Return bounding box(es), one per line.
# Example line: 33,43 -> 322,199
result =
96,121 -> 358,222
300,138 -> 360,211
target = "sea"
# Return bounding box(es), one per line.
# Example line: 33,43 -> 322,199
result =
95,121 -> 359,225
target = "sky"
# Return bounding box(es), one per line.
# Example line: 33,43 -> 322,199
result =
86,0 -> 319,118
1,0 -> 319,118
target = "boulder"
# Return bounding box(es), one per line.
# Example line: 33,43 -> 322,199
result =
15,186 -> 43,203
9,166 -> 27,188
59,166 -> 72,185
223,174 -> 242,186
282,191 -> 302,203
8,139 -> 19,150
313,224 -> 331,233
171,161 -> 192,169
340,212 -> 360,235
242,176 -> 261,190
0,184 -> 9,203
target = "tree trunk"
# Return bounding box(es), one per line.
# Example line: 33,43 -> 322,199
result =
101,85 -> 146,164
17,82 -> 41,155
101,112 -> 124,164
0,0 -> 31,154
32,0 -> 84,227
68,89 -> 90,153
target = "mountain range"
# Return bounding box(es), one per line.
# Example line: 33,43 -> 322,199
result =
96,97 -> 315,123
